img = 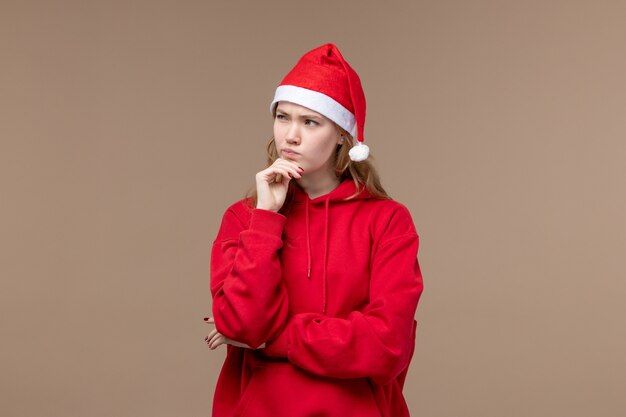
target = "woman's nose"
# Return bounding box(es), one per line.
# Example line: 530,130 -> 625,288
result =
286,123 -> 301,143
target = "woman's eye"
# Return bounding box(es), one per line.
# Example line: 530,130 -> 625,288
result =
276,114 -> 286,120
305,119 -> 318,126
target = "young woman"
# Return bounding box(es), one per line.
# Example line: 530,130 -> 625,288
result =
204,43 -> 424,417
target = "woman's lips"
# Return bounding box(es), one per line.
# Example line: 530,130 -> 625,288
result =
282,149 -> 300,157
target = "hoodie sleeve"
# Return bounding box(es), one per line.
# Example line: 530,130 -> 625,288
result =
209,204 -> 290,349
262,205 -> 424,385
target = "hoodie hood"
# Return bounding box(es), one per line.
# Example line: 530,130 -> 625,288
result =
292,178 -> 372,204
290,179 -> 373,313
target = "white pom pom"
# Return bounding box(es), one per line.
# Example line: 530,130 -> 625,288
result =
349,141 -> 370,161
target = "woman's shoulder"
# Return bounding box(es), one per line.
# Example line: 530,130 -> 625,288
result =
366,196 -> 414,218
212,197 -> 255,243
220,196 -> 255,223
363,197 -> 419,241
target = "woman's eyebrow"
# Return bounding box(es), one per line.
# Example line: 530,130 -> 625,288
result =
276,109 -> 323,119
301,113 -> 323,120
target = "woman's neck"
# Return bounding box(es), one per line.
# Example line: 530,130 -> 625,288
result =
296,169 -> 341,200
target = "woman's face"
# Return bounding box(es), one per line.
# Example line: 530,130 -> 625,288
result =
273,101 -> 342,174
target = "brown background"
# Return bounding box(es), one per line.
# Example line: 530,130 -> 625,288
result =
1,1 -> 625,416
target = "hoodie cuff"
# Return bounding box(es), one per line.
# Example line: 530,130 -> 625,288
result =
263,324 -> 290,358
249,208 -> 287,236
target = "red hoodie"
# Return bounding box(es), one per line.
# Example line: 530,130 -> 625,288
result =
208,178 -> 424,417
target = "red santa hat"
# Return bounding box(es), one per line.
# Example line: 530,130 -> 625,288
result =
269,43 -> 369,162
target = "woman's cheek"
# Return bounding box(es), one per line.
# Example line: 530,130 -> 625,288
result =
273,122 -> 287,140
273,127 -> 282,141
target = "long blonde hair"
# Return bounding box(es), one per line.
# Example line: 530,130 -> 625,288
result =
245,110 -> 391,213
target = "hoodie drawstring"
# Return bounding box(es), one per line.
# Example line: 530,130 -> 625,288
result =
295,180 -> 371,315
305,194 -> 312,279
304,193 -> 331,314
322,197 -> 330,314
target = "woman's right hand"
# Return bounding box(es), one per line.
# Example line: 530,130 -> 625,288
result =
255,158 -> 304,212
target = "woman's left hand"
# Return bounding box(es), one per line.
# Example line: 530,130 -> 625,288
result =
203,316 -> 266,350
205,327 -> 231,350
